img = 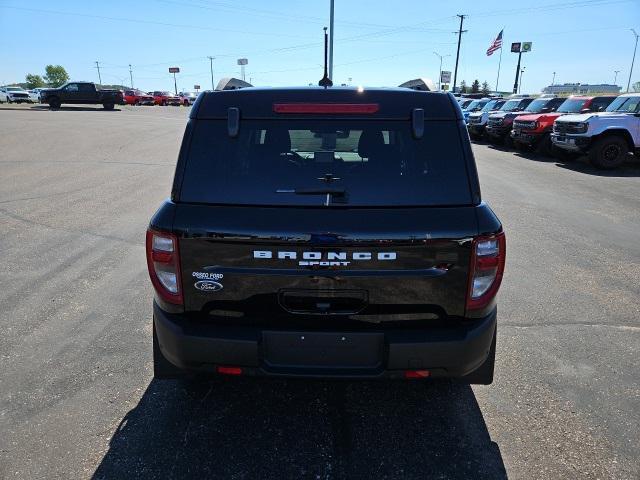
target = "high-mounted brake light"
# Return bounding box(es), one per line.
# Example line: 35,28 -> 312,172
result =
466,232 -> 506,312
146,228 -> 183,305
273,103 -> 379,114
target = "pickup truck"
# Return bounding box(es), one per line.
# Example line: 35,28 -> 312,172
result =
467,99 -> 507,140
40,82 -> 123,110
147,86 -> 505,384
511,96 -> 616,155
486,97 -> 564,146
551,93 -> 640,169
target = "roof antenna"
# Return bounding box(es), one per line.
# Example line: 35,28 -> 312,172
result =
318,27 -> 333,88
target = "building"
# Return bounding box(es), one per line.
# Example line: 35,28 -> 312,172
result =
542,83 -> 622,95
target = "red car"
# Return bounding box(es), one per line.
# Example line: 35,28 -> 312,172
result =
151,91 -> 181,106
123,89 -> 155,106
511,95 -> 616,155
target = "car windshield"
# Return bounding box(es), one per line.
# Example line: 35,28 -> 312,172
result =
459,99 -> 473,109
482,100 -> 503,112
606,96 -> 640,113
181,119 -> 472,207
7,87 -> 24,92
524,99 -> 550,113
500,100 -> 522,111
557,98 -> 588,113
465,100 -> 481,111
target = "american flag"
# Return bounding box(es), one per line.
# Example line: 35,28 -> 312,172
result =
486,30 -> 503,56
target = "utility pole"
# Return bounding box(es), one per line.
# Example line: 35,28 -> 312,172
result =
452,14 -> 467,93
328,0 -> 335,80
552,71 -> 556,86
128,64 -> 133,88
434,52 -> 450,91
614,70 -> 620,85
95,61 -> 102,85
519,67 -> 526,94
208,56 -> 215,90
627,29 -> 638,92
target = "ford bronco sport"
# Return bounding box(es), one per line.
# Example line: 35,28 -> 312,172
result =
147,86 -> 505,383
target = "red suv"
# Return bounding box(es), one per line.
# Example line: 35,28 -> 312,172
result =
511,96 -> 616,155
123,89 -> 155,106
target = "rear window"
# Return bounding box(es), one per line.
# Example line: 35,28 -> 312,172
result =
180,120 -> 472,207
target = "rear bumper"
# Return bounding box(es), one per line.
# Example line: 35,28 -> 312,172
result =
153,302 -> 497,379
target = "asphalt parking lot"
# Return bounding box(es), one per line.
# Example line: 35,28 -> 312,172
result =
0,104 -> 638,480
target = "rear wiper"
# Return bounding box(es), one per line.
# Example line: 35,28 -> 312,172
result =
276,187 -> 347,206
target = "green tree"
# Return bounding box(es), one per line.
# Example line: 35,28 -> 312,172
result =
471,79 -> 480,93
481,81 -> 491,96
44,65 -> 70,87
459,80 -> 467,93
25,74 -> 46,89
633,81 -> 640,92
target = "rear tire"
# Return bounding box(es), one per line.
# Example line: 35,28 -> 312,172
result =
153,320 -> 186,379
462,329 -> 496,385
48,97 -> 61,109
588,136 -> 628,169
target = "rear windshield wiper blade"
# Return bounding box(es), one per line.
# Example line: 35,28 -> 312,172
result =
276,187 -> 346,196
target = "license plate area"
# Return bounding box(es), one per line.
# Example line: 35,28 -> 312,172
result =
278,289 -> 368,315
262,331 -> 384,371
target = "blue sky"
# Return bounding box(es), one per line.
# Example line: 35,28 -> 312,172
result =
1,0 -> 638,93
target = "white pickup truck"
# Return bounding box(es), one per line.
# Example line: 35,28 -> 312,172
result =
551,93 -> 640,169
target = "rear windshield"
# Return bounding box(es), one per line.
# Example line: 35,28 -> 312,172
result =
180,120 -> 472,207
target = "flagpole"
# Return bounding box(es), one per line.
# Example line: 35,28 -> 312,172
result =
495,45 -> 503,93
495,28 -> 504,93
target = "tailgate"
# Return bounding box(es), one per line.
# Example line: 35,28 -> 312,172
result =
175,205 -> 478,322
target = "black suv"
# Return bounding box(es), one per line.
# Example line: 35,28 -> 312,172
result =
147,87 -> 505,383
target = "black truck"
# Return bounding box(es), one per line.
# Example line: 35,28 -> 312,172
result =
147,86 -> 506,384
40,82 -> 123,110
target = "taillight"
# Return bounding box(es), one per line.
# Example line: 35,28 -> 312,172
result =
146,228 -> 183,305
466,232 -> 506,312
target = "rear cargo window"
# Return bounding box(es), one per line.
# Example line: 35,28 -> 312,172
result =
180,120 -> 472,207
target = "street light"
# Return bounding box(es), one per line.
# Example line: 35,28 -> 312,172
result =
552,71 -> 556,86
433,51 -> 451,90
519,67 -> 526,94
614,70 -> 620,85
627,29 -> 638,92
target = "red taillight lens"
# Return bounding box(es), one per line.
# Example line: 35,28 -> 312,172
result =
273,103 -> 379,114
404,370 -> 431,379
146,228 -> 183,305
216,366 -> 243,375
466,232 -> 506,312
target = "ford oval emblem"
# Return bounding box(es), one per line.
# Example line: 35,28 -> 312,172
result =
194,280 -> 223,292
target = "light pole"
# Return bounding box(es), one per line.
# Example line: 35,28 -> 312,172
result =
328,0 -> 335,80
434,51 -> 450,90
552,71 -> 556,86
519,67 -> 526,94
208,56 -> 215,90
627,29 -> 638,92
129,64 -> 133,88
614,70 -> 620,85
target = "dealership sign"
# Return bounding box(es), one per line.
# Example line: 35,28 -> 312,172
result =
440,71 -> 451,83
169,67 -> 180,73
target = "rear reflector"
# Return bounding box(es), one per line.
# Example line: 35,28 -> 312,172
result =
466,232 -> 506,312
273,103 -> 379,114
216,366 -> 243,375
405,370 -> 431,379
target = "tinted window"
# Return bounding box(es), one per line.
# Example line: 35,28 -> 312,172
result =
181,120 -> 472,207
78,83 -> 94,92
557,98 -> 588,113
590,97 -> 615,112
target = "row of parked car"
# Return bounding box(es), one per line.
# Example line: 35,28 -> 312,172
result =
0,84 -> 197,108
457,92 -> 640,170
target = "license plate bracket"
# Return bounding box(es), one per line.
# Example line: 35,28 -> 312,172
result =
262,331 -> 383,370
